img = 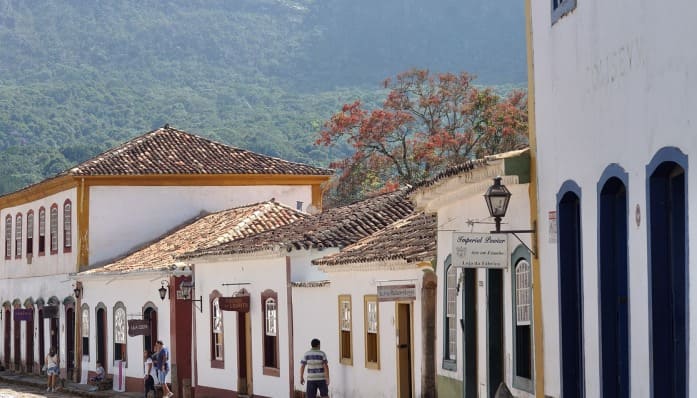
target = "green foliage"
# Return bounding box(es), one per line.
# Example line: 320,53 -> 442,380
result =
0,0 -> 525,194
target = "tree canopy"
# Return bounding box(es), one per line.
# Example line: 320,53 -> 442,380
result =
316,69 -> 528,206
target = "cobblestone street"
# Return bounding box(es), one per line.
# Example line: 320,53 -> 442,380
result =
0,384 -> 80,397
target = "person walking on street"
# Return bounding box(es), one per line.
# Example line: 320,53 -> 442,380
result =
45,346 -> 59,392
154,340 -> 173,397
144,349 -> 157,398
300,338 -> 330,398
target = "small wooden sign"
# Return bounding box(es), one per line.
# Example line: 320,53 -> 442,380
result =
127,320 -> 151,337
219,296 -> 250,312
42,305 -> 59,319
13,308 -> 33,321
377,284 -> 416,302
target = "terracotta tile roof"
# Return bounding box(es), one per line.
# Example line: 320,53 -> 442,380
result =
79,200 -> 306,275
65,125 -> 333,176
407,159 -> 488,192
181,188 -> 415,258
312,212 -> 437,267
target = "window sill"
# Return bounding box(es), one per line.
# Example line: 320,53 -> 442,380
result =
64,247 -> 72,253
262,366 -> 280,377
339,358 -> 353,366
365,361 -> 380,370
211,359 -> 224,369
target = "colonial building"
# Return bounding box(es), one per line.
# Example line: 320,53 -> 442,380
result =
310,211 -> 437,398
179,189 -> 414,398
410,150 -> 535,398
0,126 -> 331,390
529,0 -> 696,397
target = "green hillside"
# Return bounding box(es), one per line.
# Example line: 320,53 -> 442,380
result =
0,0 -> 526,194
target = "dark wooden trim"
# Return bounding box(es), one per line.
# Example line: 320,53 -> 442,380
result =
286,256 -> 294,397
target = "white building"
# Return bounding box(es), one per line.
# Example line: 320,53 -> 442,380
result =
410,150 -> 535,398
309,211 -> 437,398
181,189 -> 414,398
0,125 -> 331,393
529,1 -> 696,397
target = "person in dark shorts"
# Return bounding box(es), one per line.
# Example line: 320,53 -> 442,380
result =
300,338 -> 330,398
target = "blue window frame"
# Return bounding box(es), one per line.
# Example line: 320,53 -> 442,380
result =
647,147 -> 688,398
597,165 -> 630,398
557,181 -> 585,398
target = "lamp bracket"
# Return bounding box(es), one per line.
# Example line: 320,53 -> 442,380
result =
189,296 -> 203,313
490,228 -> 537,257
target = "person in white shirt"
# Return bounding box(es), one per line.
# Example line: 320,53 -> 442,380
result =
144,349 -> 157,398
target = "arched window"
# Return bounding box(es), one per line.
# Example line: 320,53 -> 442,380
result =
81,304 -> 90,357
647,147 -> 687,397
38,207 -> 46,255
49,204 -> 58,254
26,210 -> 34,256
63,200 -> 72,252
512,247 -> 533,392
113,303 -> 127,362
557,182 -> 585,398
210,291 -> 224,368
261,290 -> 279,375
5,215 -> 11,259
443,256 -> 457,371
15,214 -> 22,259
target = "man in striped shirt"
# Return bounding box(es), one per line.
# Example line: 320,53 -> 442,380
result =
300,338 -> 330,398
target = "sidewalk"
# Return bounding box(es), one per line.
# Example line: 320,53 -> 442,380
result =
0,370 -> 143,397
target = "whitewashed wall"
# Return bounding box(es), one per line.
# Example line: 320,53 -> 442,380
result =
88,185 -> 312,265
193,254 -> 290,398
78,275 -> 170,384
531,1 -> 697,397
293,267 -> 426,398
432,183 -> 533,398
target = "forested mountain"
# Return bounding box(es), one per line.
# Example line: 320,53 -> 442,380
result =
0,0 -> 526,194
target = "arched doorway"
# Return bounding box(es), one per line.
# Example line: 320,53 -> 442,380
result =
65,303 -> 75,380
143,305 -> 158,353
36,300 -> 45,372
648,151 -> 687,397
558,186 -> 584,398
3,304 -> 10,368
25,300 -> 35,373
13,301 -> 20,371
96,305 -> 107,373
598,173 -> 629,398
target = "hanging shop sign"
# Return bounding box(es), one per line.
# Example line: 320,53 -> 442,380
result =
13,308 -> 33,321
219,295 -> 250,312
452,232 -> 508,269
127,320 -> 151,337
42,305 -> 59,318
377,284 -> 416,302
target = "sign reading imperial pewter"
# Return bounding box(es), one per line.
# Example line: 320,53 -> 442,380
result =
219,296 -> 250,312
13,308 -> 33,321
377,284 -> 416,302
452,232 -> 508,269
127,320 -> 151,337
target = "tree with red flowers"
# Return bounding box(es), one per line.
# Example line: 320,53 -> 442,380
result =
316,69 -> 528,206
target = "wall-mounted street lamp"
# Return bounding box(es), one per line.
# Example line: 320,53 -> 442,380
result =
158,280 -> 169,301
73,282 -> 83,299
483,176 -> 537,255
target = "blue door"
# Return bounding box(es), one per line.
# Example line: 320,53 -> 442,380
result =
598,177 -> 629,398
649,161 -> 686,397
558,190 -> 584,398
